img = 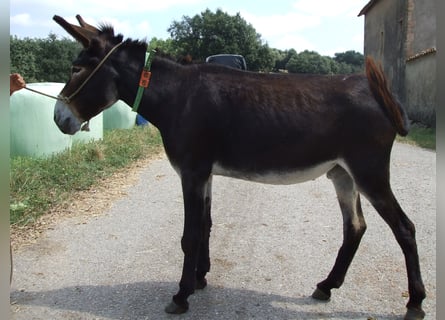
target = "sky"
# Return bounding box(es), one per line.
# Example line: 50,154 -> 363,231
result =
10,0 -> 370,57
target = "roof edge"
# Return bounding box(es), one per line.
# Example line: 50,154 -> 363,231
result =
358,0 -> 380,16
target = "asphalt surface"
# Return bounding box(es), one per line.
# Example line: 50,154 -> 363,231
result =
10,142 -> 436,320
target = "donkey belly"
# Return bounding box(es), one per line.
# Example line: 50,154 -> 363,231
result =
212,160 -> 337,185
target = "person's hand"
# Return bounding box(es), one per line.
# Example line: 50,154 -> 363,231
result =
10,73 -> 26,95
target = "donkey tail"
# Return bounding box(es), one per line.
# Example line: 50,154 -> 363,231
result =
365,56 -> 409,136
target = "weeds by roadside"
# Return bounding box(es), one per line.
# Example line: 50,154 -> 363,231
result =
396,124 -> 435,150
10,126 -> 162,226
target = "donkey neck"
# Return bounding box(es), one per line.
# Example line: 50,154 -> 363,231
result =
113,41 -> 147,108
114,45 -> 186,130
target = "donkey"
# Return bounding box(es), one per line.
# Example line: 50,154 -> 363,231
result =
52,15 -> 425,319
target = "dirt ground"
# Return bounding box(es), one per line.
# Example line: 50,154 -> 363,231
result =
10,143 -> 436,320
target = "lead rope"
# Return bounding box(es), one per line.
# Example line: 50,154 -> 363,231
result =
22,85 -> 90,131
24,86 -> 60,100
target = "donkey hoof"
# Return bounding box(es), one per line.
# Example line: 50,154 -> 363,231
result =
164,300 -> 189,314
404,308 -> 425,320
195,277 -> 207,290
311,287 -> 331,301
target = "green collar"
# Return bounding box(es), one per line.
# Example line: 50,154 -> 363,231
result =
132,48 -> 156,112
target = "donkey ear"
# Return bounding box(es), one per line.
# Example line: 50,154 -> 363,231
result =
75,14 -> 99,33
53,15 -> 97,48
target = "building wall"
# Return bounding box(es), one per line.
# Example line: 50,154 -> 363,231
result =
405,54 -> 436,125
405,0 -> 436,57
404,0 -> 436,126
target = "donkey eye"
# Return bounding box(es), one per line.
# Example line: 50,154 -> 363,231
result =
71,66 -> 82,75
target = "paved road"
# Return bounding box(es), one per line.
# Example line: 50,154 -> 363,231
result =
10,142 -> 436,319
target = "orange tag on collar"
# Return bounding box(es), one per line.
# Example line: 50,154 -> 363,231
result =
139,70 -> 152,88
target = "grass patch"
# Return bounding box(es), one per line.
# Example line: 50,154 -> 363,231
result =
397,124 -> 436,150
10,126 -> 163,226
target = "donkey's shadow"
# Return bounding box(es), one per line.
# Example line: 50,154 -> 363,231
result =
11,281 -> 401,319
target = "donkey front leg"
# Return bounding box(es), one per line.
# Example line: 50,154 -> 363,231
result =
313,165 -> 367,300
165,172 -> 211,314
196,176 -> 213,290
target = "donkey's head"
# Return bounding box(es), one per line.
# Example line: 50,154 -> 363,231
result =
53,15 -> 124,134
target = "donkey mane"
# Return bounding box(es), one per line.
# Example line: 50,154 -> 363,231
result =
97,23 -> 115,35
122,38 -> 148,51
96,24 -> 145,48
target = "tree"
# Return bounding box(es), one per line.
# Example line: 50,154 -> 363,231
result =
37,33 -> 81,82
333,61 -> 355,74
10,24 -> 364,83
333,50 -> 364,73
148,37 -> 180,58
10,34 -> 80,83
168,9 -> 274,71
10,36 -> 40,82
273,48 -> 297,71
286,50 -> 333,74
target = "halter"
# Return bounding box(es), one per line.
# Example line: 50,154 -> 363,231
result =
23,41 -> 153,130
58,42 -> 124,104
24,41 -> 124,103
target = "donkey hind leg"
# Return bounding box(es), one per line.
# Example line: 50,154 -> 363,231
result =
354,173 -> 426,320
196,176 -> 213,289
165,172 -> 212,314
312,165 -> 367,301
